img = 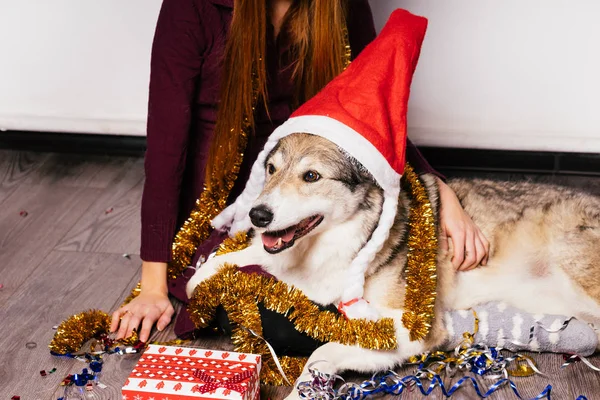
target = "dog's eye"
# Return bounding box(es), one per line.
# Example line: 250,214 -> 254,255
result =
303,171 -> 320,182
267,164 -> 275,175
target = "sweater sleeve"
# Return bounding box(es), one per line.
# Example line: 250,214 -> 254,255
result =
346,0 -> 445,180
406,140 -> 445,179
140,0 -> 207,262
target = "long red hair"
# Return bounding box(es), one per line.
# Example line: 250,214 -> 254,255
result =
205,0 -> 349,191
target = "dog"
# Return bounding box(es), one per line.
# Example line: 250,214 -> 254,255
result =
187,133 -> 600,396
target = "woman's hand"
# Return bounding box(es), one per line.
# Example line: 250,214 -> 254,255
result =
110,261 -> 175,342
437,178 -> 489,270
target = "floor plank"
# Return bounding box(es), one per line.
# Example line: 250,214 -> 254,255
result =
0,251 -> 141,400
502,352 -> 570,399
0,183 -> 102,304
23,153 -> 141,189
0,150 -> 49,205
54,158 -> 144,255
565,355 -> 600,399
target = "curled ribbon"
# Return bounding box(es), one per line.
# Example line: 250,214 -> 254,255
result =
295,310 -> 596,399
562,354 -> 600,372
192,369 -> 253,394
297,368 -> 591,400
295,361 -> 346,400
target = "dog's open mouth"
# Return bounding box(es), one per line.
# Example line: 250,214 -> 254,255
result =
261,215 -> 324,254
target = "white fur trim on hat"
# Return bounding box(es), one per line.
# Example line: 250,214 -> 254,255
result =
281,116 -> 401,192
342,188 -> 400,300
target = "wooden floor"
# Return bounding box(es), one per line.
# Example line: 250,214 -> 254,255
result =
1,149 -> 599,400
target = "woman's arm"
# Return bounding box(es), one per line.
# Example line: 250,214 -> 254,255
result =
406,139 -> 445,180
111,0 -> 207,342
437,177 -> 490,270
141,0 -> 206,263
406,142 -> 489,269
406,133 -> 490,270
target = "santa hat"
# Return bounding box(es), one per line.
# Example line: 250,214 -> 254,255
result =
212,9 -> 428,320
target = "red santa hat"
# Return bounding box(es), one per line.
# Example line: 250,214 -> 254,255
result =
213,9 -> 428,320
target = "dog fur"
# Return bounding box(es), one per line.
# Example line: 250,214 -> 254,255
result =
186,133 -> 600,396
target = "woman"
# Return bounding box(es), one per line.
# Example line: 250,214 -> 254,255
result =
111,0 -> 489,343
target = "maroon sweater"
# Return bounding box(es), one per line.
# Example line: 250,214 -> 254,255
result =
141,0 -> 441,262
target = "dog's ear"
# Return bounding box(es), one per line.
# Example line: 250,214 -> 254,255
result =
337,147 -> 378,187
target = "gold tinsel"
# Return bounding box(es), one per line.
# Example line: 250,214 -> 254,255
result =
342,26 -> 352,69
188,264 -> 397,385
49,307 -> 185,355
401,164 -> 439,341
167,142 -> 249,279
49,283 -> 153,355
49,310 -> 111,354
215,231 -> 251,256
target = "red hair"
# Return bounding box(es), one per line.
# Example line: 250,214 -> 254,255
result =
205,0 -> 349,190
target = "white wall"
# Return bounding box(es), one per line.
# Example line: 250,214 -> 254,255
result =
0,1 -> 599,152
371,0 -> 600,152
0,1 -> 162,136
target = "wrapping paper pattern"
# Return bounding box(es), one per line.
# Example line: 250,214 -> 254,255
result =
122,345 -> 261,400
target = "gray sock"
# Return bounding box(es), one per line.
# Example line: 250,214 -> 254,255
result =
442,302 -> 598,356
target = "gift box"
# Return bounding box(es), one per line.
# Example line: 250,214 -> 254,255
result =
122,345 -> 261,400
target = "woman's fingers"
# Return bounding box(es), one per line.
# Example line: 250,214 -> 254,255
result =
109,292 -> 173,342
116,310 -> 133,339
157,304 -> 175,332
125,313 -> 143,339
466,235 -> 486,270
139,310 -> 160,343
450,227 -> 466,268
440,230 -> 450,253
110,309 -> 123,333
113,306 -> 174,342
458,231 -> 477,271
480,231 -> 490,265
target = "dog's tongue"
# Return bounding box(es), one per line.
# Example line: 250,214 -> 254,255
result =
262,229 -> 295,248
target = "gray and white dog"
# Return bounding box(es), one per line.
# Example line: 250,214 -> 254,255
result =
187,133 -> 600,396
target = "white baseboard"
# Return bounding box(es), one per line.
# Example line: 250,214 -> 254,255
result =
0,114 -> 146,136
409,127 -> 600,153
2,115 -> 599,154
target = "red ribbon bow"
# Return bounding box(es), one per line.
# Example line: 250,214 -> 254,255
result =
192,369 -> 253,394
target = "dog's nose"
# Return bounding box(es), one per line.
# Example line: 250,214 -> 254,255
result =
249,205 -> 274,228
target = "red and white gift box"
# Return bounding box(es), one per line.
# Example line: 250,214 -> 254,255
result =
122,345 -> 261,400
